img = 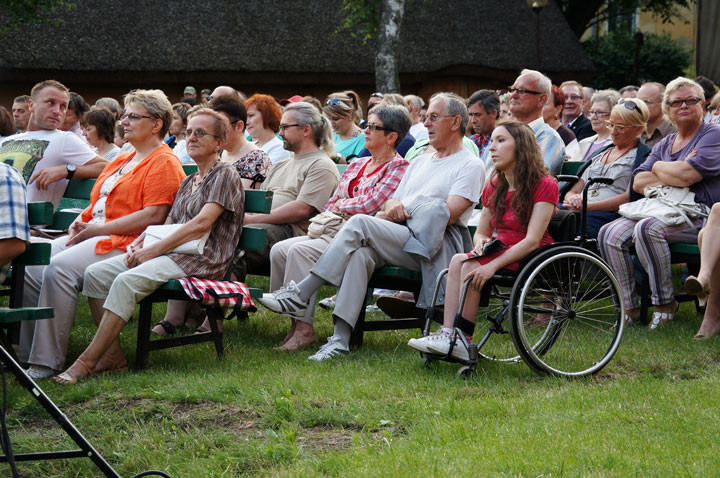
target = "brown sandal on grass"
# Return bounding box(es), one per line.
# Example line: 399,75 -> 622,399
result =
53,358 -> 92,385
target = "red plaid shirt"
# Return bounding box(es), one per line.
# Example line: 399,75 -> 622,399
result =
324,154 -> 408,215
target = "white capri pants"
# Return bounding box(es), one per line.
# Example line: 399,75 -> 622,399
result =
83,254 -> 186,321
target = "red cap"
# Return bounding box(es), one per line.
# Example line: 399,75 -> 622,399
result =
279,95 -> 303,106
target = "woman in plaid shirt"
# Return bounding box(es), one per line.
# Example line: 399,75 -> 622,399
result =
263,104 -> 411,351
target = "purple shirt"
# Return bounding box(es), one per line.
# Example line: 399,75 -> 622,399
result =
634,122 -> 720,207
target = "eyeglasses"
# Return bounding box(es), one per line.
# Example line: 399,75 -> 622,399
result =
508,86 -> 543,96
619,99 -> 642,115
564,95 -> 583,102
185,128 -> 221,140
278,123 -> 301,132
667,97 -> 703,108
364,123 -> 392,132
425,113 -> 457,123
121,113 -> 154,121
604,121 -> 633,132
588,110 -> 610,117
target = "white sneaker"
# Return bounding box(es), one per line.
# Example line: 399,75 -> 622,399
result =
308,335 -> 349,362
257,281 -> 309,318
407,332 -> 448,354
426,333 -> 470,361
25,365 -> 57,380
319,297 -> 336,309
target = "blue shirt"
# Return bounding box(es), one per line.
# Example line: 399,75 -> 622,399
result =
0,163 -> 30,282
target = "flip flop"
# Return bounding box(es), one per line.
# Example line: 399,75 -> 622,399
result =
53,358 -> 92,385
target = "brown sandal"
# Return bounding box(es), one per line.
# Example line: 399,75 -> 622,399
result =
53,358 -> 92,385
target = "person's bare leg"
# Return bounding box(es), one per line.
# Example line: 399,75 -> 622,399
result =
55,311 -> 127,383
280,319 -> 297,345
441,254 -> 467,327
88,298 -> 127,373
696,259 -> 720,337
692,206 -> 720,292
152,300 -> 190,335
279,320 -> 318,351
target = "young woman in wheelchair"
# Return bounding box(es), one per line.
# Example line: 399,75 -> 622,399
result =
408,121 -> 558,361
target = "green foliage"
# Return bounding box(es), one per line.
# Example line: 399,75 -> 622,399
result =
556,0 -> 695,38
338,0 -> 382,43
0,0 -> 74,34
582,31 -> 691,89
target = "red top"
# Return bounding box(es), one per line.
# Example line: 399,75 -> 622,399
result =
471,175 -> 558,270
347,160 -> 386,198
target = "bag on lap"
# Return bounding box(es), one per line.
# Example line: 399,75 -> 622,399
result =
618,185 -> 709,227
307,211 -> 346,241
127,224 -> 211,255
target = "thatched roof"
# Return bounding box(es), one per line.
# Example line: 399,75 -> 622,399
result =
0,0 -> 592,77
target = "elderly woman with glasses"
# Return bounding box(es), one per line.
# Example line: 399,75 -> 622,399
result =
563,98 -> 650,238
324,90 -> 365,162
20,89 -> 186,379
260,104 -> 411,351
598,76 -> 720,329
53,108 -> 244,384
570,89 -> 621,162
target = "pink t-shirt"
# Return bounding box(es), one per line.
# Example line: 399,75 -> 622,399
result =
472,175 -> 558,270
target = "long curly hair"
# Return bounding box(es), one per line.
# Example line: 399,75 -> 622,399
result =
488,120 -> 549,229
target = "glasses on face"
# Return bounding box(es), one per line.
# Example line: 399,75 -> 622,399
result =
121,113 -> 154,121
364,123 -> 392,132
564,95 -> 583,102
588,110 -> 610,117
667,97 -> 703,108
508,86 -> 543,96
185,128 -> 221,140
425,113 -> 457,123
278,123 -> 301,132
604,121 -> 633,133
619,99 -> 642,115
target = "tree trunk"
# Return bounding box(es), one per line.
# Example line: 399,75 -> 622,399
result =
375,0 -> 406,93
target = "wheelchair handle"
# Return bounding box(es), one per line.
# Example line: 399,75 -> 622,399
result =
580,176 -> 614,241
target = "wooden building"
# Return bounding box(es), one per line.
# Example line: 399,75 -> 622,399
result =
0,0 -> 593,106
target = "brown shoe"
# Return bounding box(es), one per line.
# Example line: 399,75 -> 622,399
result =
376,294 -> 426,319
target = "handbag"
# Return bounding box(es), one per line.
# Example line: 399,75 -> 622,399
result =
307,211 -> 346,241
179,277 -> 257,311
126,224 -> 211,255
618,185 -> 709,227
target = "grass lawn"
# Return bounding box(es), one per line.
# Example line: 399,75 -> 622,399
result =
3,279 -> 720,477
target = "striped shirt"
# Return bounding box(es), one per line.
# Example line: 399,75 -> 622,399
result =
167,162 -> 244,279
324,154 -> 408,216
0,163 -> 30,283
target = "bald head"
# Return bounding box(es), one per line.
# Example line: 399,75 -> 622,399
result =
209,86 -> 239,106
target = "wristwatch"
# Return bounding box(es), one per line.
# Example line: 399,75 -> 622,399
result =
66,164 -> 76,180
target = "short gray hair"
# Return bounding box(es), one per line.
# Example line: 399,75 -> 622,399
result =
403,94 -> 424,111
590,89 -> 621,110
123,89 -> 173,138
663,76 -> 705,117
284,101 -> 336,157
370,104 -> 412,149
429,92 -> 468,137
520,69 -> 551,97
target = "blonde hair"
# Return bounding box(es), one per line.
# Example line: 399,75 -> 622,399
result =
323,90 -> 363,124
613,98 -> 650,132
124,89 -> 174,137
662,77 -> 705,118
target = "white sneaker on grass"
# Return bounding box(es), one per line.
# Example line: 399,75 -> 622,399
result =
308,336 -> 349,362
426,334 -> 470,361
407,332 -> 447,354
257,281 -> 309,318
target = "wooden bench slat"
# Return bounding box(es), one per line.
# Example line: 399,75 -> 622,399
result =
11,242 -> 51,266
0,307 -> 54,324
245,190 -> 273,214
64,179 -> 95,200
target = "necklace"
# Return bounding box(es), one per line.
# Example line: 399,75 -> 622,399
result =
589,144 -> 636,197
192,159 -> 220,190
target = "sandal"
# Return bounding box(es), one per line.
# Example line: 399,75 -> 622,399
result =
649,302 -> 679,330
684,276 -> 711,299
623,315 -> 634,327
53,359 -> 92,385
152,320 -> 177,336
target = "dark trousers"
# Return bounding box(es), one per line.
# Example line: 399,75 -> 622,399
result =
233,223 -> 294,281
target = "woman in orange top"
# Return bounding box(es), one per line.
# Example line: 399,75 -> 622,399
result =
21,89 -> 185,380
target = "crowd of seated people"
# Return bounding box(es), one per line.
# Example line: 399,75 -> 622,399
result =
1,71 -> 720,385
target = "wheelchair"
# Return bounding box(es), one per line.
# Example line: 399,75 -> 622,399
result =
419,177 -> 625,378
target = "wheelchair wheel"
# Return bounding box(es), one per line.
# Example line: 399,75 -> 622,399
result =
508,246 -> 624,377
474,283 -> 522,363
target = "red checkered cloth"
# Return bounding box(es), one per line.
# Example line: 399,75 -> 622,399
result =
179,277 -> 257,311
